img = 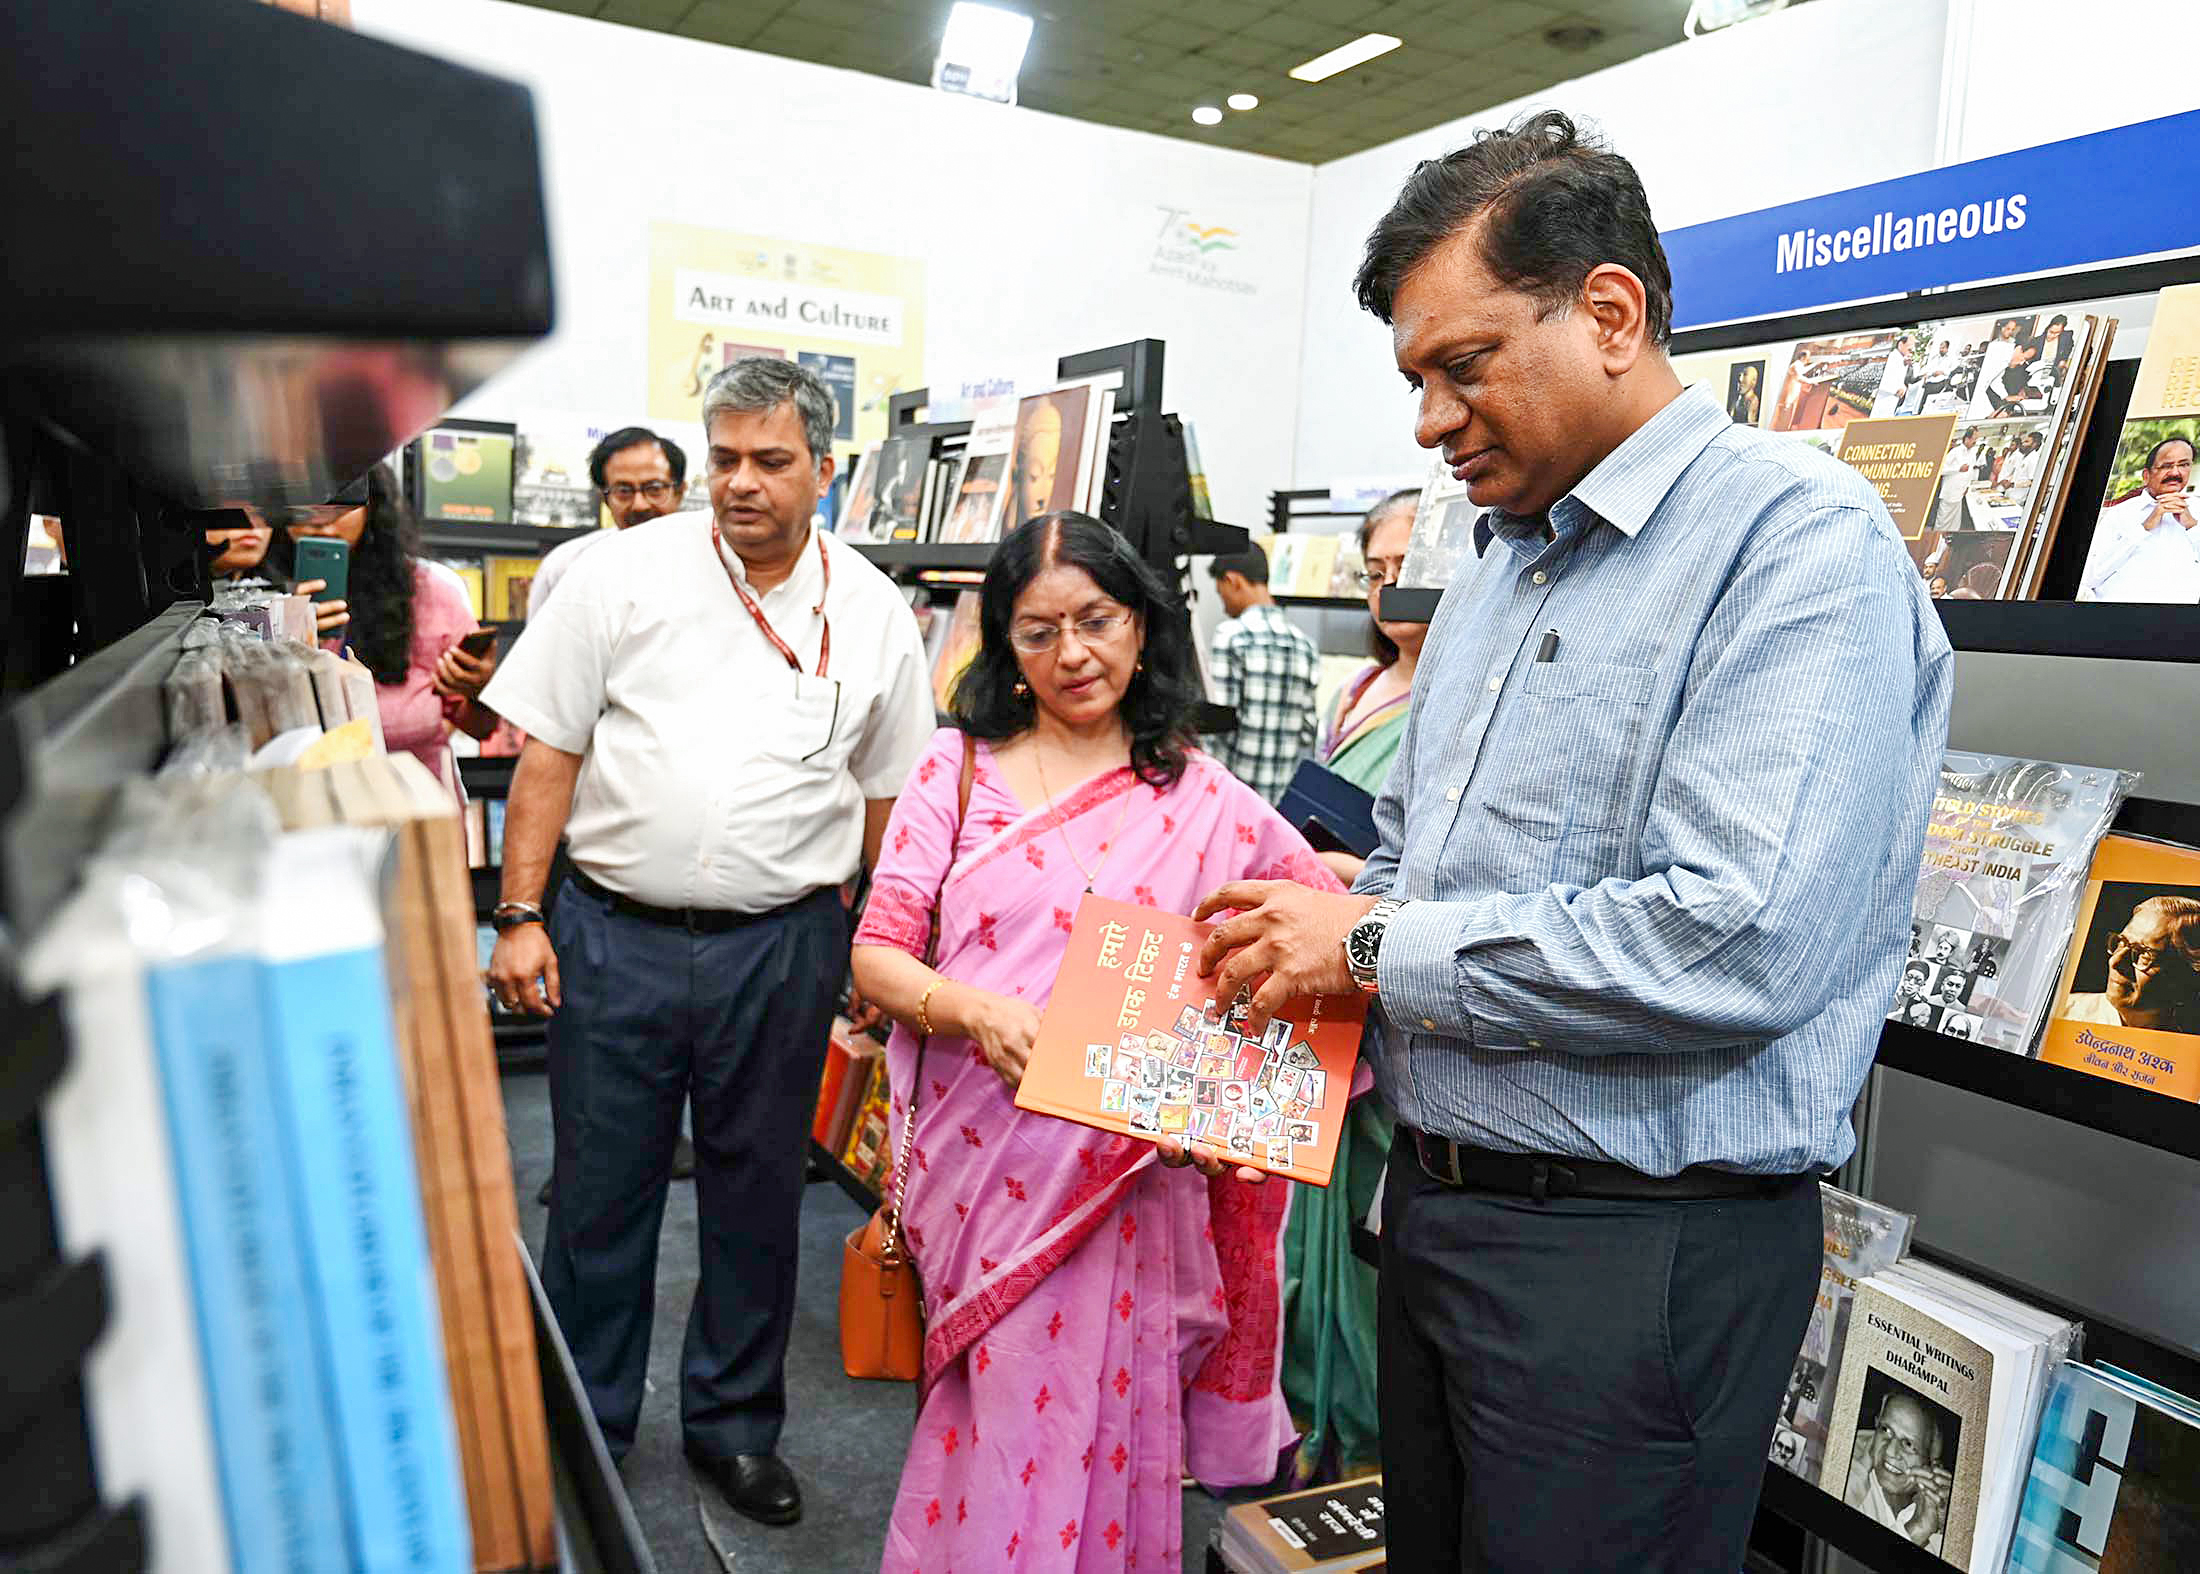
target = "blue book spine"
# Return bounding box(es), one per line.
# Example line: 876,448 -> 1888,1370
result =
144,957 -> 351,1574
262,942 -> 470,1574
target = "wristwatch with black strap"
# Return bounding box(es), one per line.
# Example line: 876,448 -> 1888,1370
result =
1345,897 -> 1406,994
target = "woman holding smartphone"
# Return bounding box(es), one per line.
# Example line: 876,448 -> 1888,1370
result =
280,462 -> 501,795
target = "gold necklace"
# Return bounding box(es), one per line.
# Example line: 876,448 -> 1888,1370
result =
1032,737 -> 1137,894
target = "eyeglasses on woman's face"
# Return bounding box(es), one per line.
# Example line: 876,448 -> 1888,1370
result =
604,480 -> 676,504
1351,556 -> 1407,594
1008,611 -> 1134,656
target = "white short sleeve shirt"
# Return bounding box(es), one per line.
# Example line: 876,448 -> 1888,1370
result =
482,512 -> 936,911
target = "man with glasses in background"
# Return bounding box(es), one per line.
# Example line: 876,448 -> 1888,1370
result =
484,360 -> 932,1524
528,426 -> 690,611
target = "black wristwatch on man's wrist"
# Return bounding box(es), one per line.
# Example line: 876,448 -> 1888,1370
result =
492,900 -> 545,932
1345,897 -> 1406,994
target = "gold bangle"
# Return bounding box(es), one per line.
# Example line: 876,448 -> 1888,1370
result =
917,979 -> 946,1036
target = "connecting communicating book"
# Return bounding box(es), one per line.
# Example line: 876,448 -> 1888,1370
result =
1017,896 -> 1367,1186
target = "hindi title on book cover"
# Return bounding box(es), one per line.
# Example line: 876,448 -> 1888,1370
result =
1017,896 -> 1366,1186
2037,833 -> 2200,1100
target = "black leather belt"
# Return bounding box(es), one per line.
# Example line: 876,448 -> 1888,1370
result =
565,867 -> 824,934
1404,1125 -> 1809,1202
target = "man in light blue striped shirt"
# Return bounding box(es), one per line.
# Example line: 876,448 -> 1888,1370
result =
1196,110 -> 1950,1569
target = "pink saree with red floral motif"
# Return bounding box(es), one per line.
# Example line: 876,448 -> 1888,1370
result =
852,728 -> 1341,1572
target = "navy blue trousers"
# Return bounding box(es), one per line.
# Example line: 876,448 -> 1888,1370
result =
539,876 -> 843,1461
1378,1144 -> 1821,1572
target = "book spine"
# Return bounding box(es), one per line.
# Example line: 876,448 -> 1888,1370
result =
144,957 -> 351,1574
261,942 -> 472,1574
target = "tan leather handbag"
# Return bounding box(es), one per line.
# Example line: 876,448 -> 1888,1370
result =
840,735 -> 974,1381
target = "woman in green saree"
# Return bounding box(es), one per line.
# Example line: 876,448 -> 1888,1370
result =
1282,488 -> 1426,1484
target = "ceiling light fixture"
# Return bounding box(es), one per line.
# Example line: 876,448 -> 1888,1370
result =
1227,92 -> 1259,111
1288,32 -> 1402,83
933,2 -> 1034,105
1191,105 -> 1224,126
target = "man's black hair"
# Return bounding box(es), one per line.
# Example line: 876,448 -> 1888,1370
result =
2145,434 -> 2196,470
1208,548 -> 1271,585
588,426 -> 687,491
1351,109 -> 1673,345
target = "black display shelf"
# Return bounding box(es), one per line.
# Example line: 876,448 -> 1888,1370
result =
522,1236 -> 657,1574
1755,1461 -> 1947,1574
420,522 -> 596,559
1932,598 -> 2200,662
1876,1022 -> 2200,1162
851,541 -> 999,573
1275,594 -> 1366,610
459,756 -> 520,797
1377,586 -> 1442,623
809,1139 -> 882,1212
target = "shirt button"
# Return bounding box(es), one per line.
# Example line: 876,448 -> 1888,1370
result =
1486,676 -> 1501,692
1421,1018 -> 1437,1031
1445,785 -> 1462,802
1532,571 -> 1548,585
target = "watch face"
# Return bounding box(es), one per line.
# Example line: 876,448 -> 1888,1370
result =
1347,922 -> 1380,972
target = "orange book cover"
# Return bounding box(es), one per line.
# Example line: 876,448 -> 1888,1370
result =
2037,834 -> 2200,1101
1016,895 -> 1368,1186
812,1023 -> 857,1148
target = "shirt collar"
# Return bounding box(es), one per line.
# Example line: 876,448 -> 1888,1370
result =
716,521 -> 820,600
1474,383 -> 1730,556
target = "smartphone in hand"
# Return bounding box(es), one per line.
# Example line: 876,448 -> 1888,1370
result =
457,627 -> 499,657
293,536 -> 350,603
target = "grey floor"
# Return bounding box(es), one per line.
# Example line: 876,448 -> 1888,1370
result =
504,1068 -> 1236,1573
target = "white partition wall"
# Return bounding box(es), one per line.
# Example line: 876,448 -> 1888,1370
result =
350,0 -> 1314,532
1290,0 -> 1953,486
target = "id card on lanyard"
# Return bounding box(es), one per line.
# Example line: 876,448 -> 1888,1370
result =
713,523 -> 841,760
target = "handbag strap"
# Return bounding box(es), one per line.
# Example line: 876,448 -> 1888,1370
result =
883,732 -> 977,1262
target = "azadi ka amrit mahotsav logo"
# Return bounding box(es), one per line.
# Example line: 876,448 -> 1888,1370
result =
1152,208 -> 1252,293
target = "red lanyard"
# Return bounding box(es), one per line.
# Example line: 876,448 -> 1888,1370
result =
710,522 -> 831,678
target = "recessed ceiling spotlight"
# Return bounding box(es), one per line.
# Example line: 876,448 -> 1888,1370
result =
1227,92 -> 1259,111
1289,32 -> 1402,83
1191,105 -> 1223,125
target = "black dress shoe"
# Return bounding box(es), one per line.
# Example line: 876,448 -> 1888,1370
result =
685,1445 -> 802,1526
672,1134 -> 696,1181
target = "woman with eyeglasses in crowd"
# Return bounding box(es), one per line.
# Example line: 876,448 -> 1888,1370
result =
851,511 -> 1342,1573
1275,486 -> 1422,1487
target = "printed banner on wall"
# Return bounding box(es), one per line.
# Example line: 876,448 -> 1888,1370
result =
1663,107 -> 2200,331
648,223 -> 924,451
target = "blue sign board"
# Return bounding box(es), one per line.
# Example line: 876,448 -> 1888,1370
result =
1663,108 -> 2200,331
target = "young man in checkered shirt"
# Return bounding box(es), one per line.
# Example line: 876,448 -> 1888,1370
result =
1205,547 -> 1320,802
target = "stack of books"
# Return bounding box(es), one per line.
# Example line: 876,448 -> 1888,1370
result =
1215,1473 -> 1386,1573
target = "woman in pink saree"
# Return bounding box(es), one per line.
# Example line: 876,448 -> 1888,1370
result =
852,513 -> 1341,1572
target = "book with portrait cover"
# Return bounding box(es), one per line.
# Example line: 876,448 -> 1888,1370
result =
2076,282 -> 2200,603
1889,753 -> 2136,1055
1017,895 -> 1368,1186
1770,1185 -> 1915,1485
1821,1267 -> 2077,1572
2036,833 -> 2200,1101
1216,1472 -> 1386,1573
2007,1362 -> 2200,1573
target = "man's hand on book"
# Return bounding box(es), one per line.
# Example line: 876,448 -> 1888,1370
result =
1156,1135 -> 1266,1185
966,991 -> 1039,1091
1192,881 -> 1379,1034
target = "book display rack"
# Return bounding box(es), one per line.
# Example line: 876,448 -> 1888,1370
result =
0,6 -> 649,1569
1362,253 -> 2200,1574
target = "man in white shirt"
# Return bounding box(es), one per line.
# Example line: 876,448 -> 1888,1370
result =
528,426 -> 689,613
1933,428 -> 1982,534
2078,435 -> 2198,602
483,358 -> 933,1525
1999,429 -> 2044,496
